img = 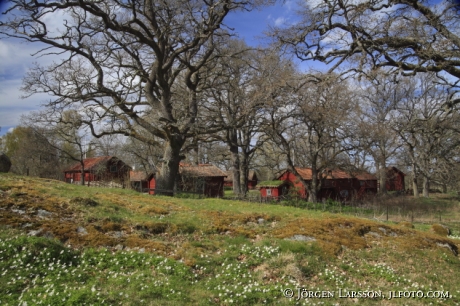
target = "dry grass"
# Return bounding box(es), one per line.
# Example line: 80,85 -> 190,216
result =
1,174 -> 460,261
3,174 -> 460,305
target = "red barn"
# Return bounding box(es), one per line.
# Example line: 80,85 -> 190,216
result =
355,171 -> 378,197
256,180 -> 290,200
130,171 -> 156,194
64,156 -> 131,186
224,170 -> 259,189
386,167 -> 406,192
277,168 -> 377,201
178,164 -> 227,197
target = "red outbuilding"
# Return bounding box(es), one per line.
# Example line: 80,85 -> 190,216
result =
256,180 -> 290,200
130,171 -> 156,194
64,156 -> 131,186
178,164 -> 227,197
386,167 -> 406,192
276,168 -> 377,201
355,171 -> 379,197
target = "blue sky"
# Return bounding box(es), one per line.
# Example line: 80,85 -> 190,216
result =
0,1 -> 298,136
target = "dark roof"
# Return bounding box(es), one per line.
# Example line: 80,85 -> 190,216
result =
129,171 -> 154,181
387,166 -> 406,176
289,168 -> 352,180
281,168 -> 376,180
354,171 -> 378,181
65,156 -> 114,172
179,164 -> 227,178
256,180 -> 286,188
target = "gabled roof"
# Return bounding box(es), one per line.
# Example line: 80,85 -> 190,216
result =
354,171 -> 378,181
387,166 -> 406,176
281,167 -> 376,180
179,164 -> 227,178
65,156 -> 114,172
129,170 -> 154,181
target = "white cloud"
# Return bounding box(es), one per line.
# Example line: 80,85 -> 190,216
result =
274,17 -> 286,27
0,10 -> 71,130
0,77 -> 48,127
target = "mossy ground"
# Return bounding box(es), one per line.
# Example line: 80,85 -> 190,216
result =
1,173 -> 460,305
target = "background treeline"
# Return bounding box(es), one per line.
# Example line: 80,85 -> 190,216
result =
2,68 -> 460,199
0,0 -> 459,200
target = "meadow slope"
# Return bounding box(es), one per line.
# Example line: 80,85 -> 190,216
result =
1,173 -> 460,305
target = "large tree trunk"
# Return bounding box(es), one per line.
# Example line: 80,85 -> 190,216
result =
422,176 -> 430,197
378,162 -> 387,194
240,157 -> 249,195
228,130 -> 241,195
156,137 -> 185,196
412,173 -> 419,198
308,167 -> 318,203
230,146 -> 241,195
80,161 -> 85,186
193,137 -> 199,165
442,183 -> 447,194
410,150 -> 419,197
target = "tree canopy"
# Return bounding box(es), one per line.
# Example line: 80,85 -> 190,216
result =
0,0 -> 266,193
273,0 -> 460,103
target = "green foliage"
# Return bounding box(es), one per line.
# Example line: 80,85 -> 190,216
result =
174,192 -> 203,199
277,239 -> 312,254
174,222 -> 197,234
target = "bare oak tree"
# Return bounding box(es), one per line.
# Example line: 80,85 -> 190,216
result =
262,72 -> 356,202
394,73 -> 460,197
273,0 -> 460,104
1,0 -> 265,194
202,40 -> 266,195
355,71 -> 405,194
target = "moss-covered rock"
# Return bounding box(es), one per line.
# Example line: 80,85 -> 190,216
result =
431,224 -> 450,236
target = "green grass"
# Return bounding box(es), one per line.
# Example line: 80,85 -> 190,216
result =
1,173 -> 460,305
224,189 -> 260,198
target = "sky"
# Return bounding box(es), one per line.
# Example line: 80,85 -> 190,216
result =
0,1 -> 298,136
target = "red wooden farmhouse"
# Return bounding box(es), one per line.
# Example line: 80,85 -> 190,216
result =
64,156 -> 131,185
129,164 -> 226,197
257,167 -> 377,201
178,164 -> 227,197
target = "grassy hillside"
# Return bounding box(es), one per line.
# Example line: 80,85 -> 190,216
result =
1,173 -> 460,305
